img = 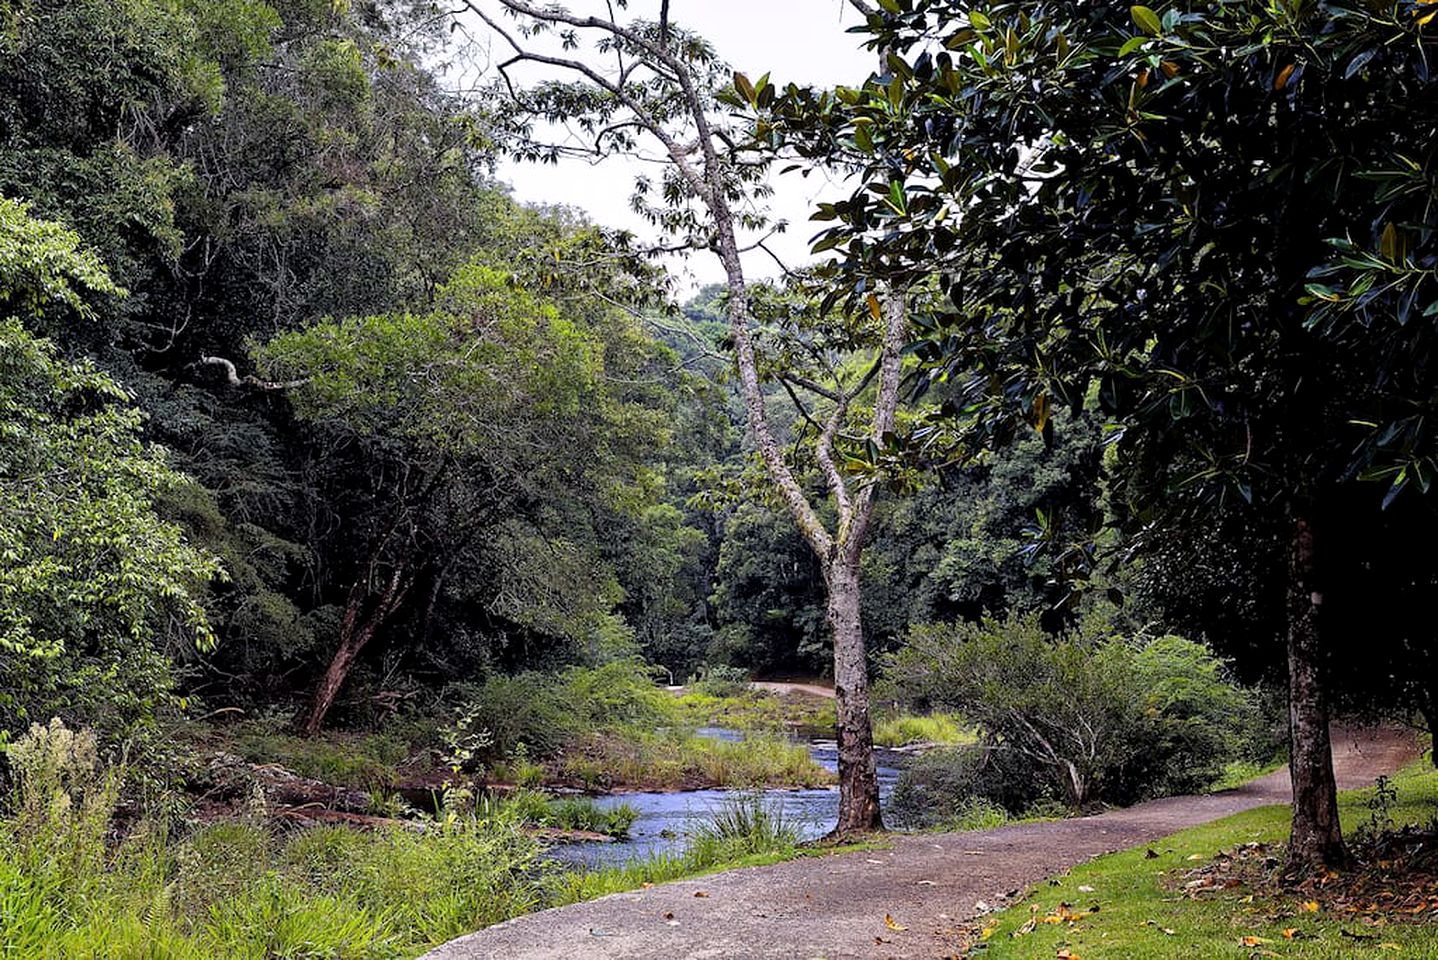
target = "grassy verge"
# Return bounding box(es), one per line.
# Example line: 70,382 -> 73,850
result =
0,726 -> 807,960
970,760 -> 1438,959
1205,756 -> 1288,793
672,689 -> 836,732
556,729 -> 833,791
872,711 -> 975,748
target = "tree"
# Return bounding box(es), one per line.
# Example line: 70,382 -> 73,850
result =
261,265 -> 588,731
459,0 -> 910,833
0,199 -> 221,744
891,611 -> 1256,808
763,0 -> 1438,869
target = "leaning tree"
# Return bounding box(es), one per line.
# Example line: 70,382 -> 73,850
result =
760,0 -> 1438,869
459,0 -> 909,833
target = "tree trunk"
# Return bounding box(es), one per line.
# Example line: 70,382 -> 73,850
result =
298,568 -> 409,736
1284,513 -> 1347,872
827,562 -> 882,834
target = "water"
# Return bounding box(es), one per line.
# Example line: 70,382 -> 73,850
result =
544,729 -> 904,868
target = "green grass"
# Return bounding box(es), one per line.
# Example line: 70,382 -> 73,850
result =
872,712 -> 975,748
221,718 -> 421,792
672,689 -> 836,732
971,760 -> 1438,959
558,728 -> 833,791
0,785 -> 788,959
1206,756 -> 1288,794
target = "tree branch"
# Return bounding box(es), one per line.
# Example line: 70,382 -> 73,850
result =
195,355 -> 309,391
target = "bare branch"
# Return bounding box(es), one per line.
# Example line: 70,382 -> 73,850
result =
195,355 -> 310,391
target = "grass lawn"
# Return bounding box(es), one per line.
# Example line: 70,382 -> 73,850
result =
971,760 -> 1438,959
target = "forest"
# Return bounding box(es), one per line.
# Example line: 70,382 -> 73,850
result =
1,0 -> 1437,957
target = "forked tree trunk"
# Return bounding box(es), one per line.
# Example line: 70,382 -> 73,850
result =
827,563 -> 882,833
1284,513 -> 1347,872
298,567 -> 410,736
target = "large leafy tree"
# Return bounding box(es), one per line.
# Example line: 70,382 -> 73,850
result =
762,0 -> 1438,868
0,199 -> 220,743
257,264 -> 679,732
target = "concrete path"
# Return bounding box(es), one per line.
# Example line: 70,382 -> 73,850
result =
424,726 -> 1418,960
751,681 -> 836,699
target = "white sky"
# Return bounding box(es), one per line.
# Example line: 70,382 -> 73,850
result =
476,1 -> 878,295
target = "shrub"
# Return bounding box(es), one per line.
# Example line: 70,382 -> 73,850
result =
442,674 -> 573,762
887,610 -> 1258,810
890,745 -> 1054,827
444,660 -> 674,767
558,659 -> 673,728
4,719 -> 120,886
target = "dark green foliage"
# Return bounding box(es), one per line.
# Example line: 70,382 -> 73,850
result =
444,659 -> 672,763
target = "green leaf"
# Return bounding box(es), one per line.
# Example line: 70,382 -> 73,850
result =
1131,5 -> 1163,36
969,10 -> 992,30
1117,35 -> 1149,57
733,71 -> 756,104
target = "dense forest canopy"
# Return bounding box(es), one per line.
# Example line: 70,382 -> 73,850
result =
0,0 -> 1436,940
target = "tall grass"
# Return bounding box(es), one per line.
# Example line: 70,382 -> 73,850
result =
559,730 -> 833,790
0,721 -> 809,959
0,720 -> 545,958
871,712 -> 974,748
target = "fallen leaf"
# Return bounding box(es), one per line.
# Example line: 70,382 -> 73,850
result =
693,891 -> 709,899
917,879 -> 937,886
1379,944 -> 1402,952
874,936 -> 891,945
1145,849 -> 1160,859
1241,935 -> 1274,946
1282,928 -> 1299,939
1078,885 -> 1096,893
884,914 -> 908,931
663,912 -> 674,920
1186,853 -> 1205,861
1056,951 -> 1082,960
1300,900 -> 1320,913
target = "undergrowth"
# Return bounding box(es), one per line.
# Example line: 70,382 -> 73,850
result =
0,720 -> 806,959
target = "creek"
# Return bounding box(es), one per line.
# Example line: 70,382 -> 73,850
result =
545,727 -> 905,868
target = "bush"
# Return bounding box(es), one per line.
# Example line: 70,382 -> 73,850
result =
445,660 -> 674,767
890,745 -> 1054,827
886,610 -> 1258,810
443,674 -> 574,762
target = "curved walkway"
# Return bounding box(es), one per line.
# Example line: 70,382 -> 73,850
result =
424,726 -> 1418,960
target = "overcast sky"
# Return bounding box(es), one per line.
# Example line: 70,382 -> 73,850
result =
473,1 -> 877,296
